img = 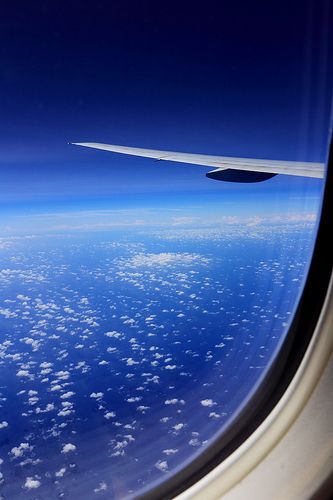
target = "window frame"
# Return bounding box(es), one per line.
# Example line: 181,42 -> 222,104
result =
139,137 -> 333,500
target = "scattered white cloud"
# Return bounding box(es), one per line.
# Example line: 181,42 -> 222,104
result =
163,448 -> 178,455
60,391 -> 75,399
24,477 -> 41,489
90,392 -> 104,400
0,220 -> 317,496
119,252 -> 209,268
155,460 -> 168,472
10,442 -> 32,458
55,467 -> 66,478
61,443 -> 76,454
200,399 -> 215,407
173,423 -> 184,431
94,481 -> 107,493
104,412 -> 116,419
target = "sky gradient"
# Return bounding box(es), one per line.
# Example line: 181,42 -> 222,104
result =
0,0 -> 332,233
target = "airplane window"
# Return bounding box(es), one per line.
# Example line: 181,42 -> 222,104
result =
0,1 -> 331,498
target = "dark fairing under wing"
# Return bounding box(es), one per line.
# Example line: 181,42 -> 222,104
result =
205,169 -> 277,183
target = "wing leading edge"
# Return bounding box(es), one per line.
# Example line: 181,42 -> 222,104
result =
72,142 -> 325,182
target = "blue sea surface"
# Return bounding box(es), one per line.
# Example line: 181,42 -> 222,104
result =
0,221 -> 317,498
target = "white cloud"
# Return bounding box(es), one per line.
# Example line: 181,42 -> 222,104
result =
55,467 -> 66,478
60,391 -> 75,399
10,442 -> 32,458
0,307 -> 18,318
173,423 -> 184,431
55,370 -> 70,380
200,399 -> 215,407
16,369 -> 33,379
61,443 -> 76,454
127,397 -> 141,403
126,358 -> 139,366
24,477 -> 41,489
17,294 -> 30,301
94,481 -> 107,493
50,384 -> 62,391
90,392 -> 104,400
189,437 -> 201,446
164,398 -> 185,405
136,405 -> 150,413
163,448 -> 178,455
170,216 -> 199,226
119,252 -> 209,268
0,421 -> 8,429
209,412 -> 221,419
105,331 -> 122,338
104,412 -> 116,419
155,460 -> 168,472
58,409 -> 73,417
35,403 -> 55,414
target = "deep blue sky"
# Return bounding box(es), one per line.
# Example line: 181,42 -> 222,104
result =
0,0 -> 332,232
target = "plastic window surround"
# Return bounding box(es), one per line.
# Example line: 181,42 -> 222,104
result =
140,132 -> 333,500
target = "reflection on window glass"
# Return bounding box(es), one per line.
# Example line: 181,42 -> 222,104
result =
0,1 -> 331,498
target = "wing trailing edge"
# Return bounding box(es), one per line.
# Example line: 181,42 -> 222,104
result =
72,142 -> 325,182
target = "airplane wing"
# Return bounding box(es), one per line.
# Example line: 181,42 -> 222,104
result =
72,142 -> 325,183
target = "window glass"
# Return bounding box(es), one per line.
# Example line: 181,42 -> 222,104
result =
0,2 -> 331,498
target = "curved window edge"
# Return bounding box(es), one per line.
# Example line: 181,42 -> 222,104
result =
177,272 -> 333,500
137,133 -> 333,500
